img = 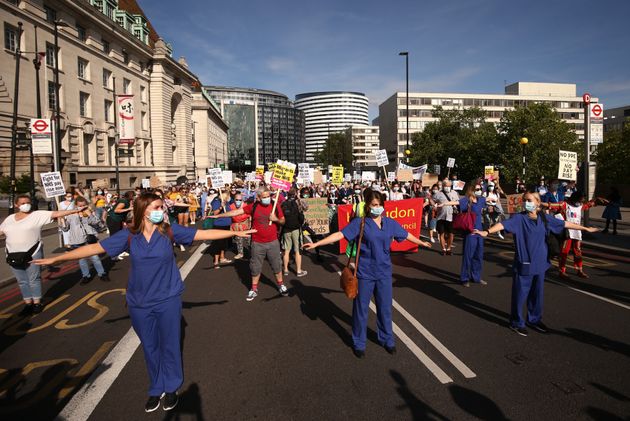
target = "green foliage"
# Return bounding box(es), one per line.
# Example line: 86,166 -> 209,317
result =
0,174 -> 33,195
594,122 -> 630,183
315,131 -> 353,169
409,103 -> 582,186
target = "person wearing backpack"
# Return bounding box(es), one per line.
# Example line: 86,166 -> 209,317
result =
33,192 -> 255,412
213,186 -> 287,301
475,192 -> 597,337
281,188 -> 308,277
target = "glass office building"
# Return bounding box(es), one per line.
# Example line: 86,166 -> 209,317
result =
204,86 -> 305,170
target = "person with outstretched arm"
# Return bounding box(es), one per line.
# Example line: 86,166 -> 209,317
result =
34,193 -> 255,413
303,189 -> 432,358
474,192 -> 598,337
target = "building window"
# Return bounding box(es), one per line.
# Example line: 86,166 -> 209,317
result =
4,24 -> 17,52
141,111 -> 147,130
140,85 -> 147,102
80,92 -> 90,117
77,24 -> 86,41
102,38 -> 110,54
122,51 -> 129,64
45,43 -> 56,67
83,134 -> 93,165
104,3 -> 114,19
44,5 -> 57,23
78,58 -> 88,79
104,99 -> 112,122
102,69 -> 111,89
48,81 -> 57,109
123,78 -> 131,94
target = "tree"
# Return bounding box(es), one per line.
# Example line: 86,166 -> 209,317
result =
316,131 -> 353,170
408,106 -> 499,182
594,122 -> 630,183
496,102 -> 581,186
0,174 -> 33,195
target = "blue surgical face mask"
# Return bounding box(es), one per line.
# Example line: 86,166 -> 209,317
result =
148,210 -> 164,224
524,201 -> 537,212
370,206 -> 384,217
235,200 -> 243,207
261,197 -> 271,206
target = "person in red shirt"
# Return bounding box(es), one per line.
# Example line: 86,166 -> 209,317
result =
213,186 -> 286,301
229,192 -> 251,259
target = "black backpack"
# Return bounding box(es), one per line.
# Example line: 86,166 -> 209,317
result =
539,212 -> 565,260
281,199 -> 304,231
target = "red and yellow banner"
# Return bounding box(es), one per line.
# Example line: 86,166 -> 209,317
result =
337,198 -> 424,253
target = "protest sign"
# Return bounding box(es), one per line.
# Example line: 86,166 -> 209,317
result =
344,173 -> 352,182
388,171 -> 396,182
375,149 -> 389,167
40,171 -> 66,198
267,162 -> 277,173
507,194 -> 524,214
434,165 -> 441,175
91,178 -> 109,189
447,158 -> 455,168
397,168 -> 413,182
422,173 -> 439,186
303,198 -> 329,235
331,166 -> 344,185
338,198 -> 424,253
313,170 -> 323,185
271,160 -> 296,191
207,168 -> 224,188
399,162 -> 412,170
484,165 -> 495,180
264,171 -> 272,185
141,179 -> 150,189
255,165 -> 264,180
558,150 -> 578,181
222,170 -> 233,185
149,176 -> 162,189
361,171 -> 376,182
245,172 -> 256,182
412,164 -> 428,180
353,171 -> 360,181
453,180 -> 466,191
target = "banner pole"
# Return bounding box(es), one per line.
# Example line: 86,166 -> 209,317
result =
269,189 -> 281,225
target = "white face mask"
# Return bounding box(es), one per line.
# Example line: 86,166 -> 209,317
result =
18,203 -> 31,213
443,187 -> 451,193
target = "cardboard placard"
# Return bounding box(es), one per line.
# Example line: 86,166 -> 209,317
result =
422,173 -> 438,186
303,198 -> 329,235
313,170 -> 323,185
558,150 -> 578,181
397,169 -> 413,182
149,176 -> 162,189
507,194 -> 524,214
92,178 -> 110,189
453,180 -> 466,191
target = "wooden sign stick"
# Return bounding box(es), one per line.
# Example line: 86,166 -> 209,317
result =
269,189 -> 281,226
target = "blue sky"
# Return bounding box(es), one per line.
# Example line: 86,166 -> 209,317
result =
141,0 -> 630,120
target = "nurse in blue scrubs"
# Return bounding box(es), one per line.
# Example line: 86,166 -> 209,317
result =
34,193 -> 255,412
475,192 -> 597,337
303,189 -> 432,358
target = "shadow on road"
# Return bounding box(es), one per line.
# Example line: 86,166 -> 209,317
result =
555,327 -> 630,358
448,384 -> 509,420
163,382 -> 205,421
589,382 -> 630,402
389,370 -> 448,420
584,406 -> 626,421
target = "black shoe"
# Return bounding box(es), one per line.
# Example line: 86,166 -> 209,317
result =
32,303 -> 44,314
526,321 -> 549,334
510,325 -> 528,337
145,395 -> 163,413
446,249 -> 453,256
353,349 -> 365,359
601,229 -> 609,234
18,303 -> 34,317
99,274 -> 111,282
162,392 -> 178,411
79,276 -> 92,285
385,346 -> 397,355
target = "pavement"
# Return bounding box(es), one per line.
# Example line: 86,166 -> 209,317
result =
0,226 -> 629,420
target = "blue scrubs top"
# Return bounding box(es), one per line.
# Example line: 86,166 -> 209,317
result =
100,224 -> 197,308
542,190 -> 565,203
459,196 -> 486,231
501,213 -> 565,272
211,198 -> 232,227
342,216 -> 408,280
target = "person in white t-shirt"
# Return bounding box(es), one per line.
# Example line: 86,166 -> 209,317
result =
0,194 -> 85,316
388,183 -> 404,201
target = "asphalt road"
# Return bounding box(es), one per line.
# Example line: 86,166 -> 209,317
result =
0,234 -> 629,420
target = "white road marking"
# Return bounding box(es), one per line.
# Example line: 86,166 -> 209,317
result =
392,299 -> 476,378
368,301 -> 453,384
57,243 -> 208,421
549,278 -> 630,311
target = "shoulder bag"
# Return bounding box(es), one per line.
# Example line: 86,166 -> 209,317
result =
6,242 -> 40,270
339,218 -> 365,299
539,211 -> 564,260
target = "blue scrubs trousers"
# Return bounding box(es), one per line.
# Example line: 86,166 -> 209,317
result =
461,234 -> 484,283
510,270 -> 545,328
129,296 -> 183,396
352,277 -> 394,351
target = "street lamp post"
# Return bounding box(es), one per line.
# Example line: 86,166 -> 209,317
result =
30,24 -> 43,209
520,137 -> 528,181
9,22 -> 24,214
192,120 -> 197,182
399,51 -> 409,164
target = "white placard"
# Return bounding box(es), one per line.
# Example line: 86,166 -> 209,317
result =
264,171 -> 272,185
30,118 -> 53,155
388,171 -> 396,182
374,149 -> 389,167
141,179 -> 150,188
207,168 -> 224,188
434,164 -> 441,175
447,157 -> 455,168
246,172 -> 256,182
412,164 -> 428,180
558,150 -> 578,181
361,171 -> 376,182
40,171 -> 66,198
344,173 -> 352,182
222,170 -> 233,185
399,162 -> 412,170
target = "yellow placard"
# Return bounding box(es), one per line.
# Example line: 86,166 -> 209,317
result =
331,166 -> 344,185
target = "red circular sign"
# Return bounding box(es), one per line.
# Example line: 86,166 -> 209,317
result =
582,93 -> 591,104
32,119 -> 49,132
592,104 -> 602,116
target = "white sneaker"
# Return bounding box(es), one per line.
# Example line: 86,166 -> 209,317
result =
430,238 -> 436,243
234,253 -> 243,260
246,290 -> 258,301
119,251 -> 129,257
279,284 -> 288,296
498,232 -> 505,240
114,255 -> 124,261
297,270 -> 308,277
220,258 -> 232,264
179,244 -> 186,252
